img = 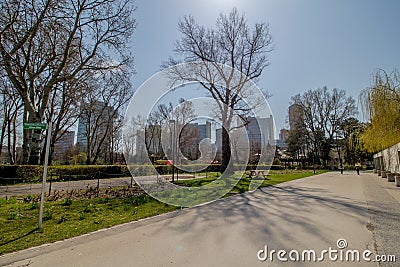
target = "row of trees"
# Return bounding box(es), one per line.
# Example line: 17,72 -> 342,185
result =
123,98 -> 199,165
3,3 -> 389,169
286,86 -> 372,166
0,0 -> 135,165
1,5 -> 278,169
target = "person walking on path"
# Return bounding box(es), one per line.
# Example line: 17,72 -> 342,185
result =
339,163 -> 344,174
355,163 -> 361,175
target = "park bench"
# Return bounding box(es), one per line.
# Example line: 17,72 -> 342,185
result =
246,170 -> 269,179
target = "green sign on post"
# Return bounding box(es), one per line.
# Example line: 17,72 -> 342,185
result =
23,123 -> 47,130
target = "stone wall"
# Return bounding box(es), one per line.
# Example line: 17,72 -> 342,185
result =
374,142 -> 400,174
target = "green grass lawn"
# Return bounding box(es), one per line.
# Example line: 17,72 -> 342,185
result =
0,169 -> 325,256
175,169 -> 327,195
0,195 -> 178,255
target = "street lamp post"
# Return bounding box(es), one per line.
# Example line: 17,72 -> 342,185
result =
170,119 -> 176,182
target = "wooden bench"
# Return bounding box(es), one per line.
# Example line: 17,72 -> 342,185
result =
247,170 -> 269,179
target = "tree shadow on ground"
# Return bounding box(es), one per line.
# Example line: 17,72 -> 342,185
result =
0,227 -> 38,247
149,181 -> 383,252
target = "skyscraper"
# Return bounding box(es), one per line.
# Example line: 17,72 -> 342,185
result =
53,131 -> 75,161
76,101 -> 116,153
288,103 -> 304,130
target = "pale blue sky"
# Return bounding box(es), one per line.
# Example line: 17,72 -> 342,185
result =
130,0 -> 400,133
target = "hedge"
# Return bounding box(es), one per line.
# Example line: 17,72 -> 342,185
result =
0,163 -> 289,185
0,165 -> 130,184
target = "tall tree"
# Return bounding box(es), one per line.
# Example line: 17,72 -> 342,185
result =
291,87 -> 357,165
0,76 -> 23,163
41,74 -> 85,164
286,126 -> 307,160
165,8 -> 273,173
126,99 -> 197,165
148,99 -> 197,161
0,0 -> 135,164
79,70 -> 132,165
339,117 -> 372,165
360,69 -> 400,152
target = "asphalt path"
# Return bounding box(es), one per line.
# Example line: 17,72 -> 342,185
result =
0,174 -> 200,198
1,171 -> 399,267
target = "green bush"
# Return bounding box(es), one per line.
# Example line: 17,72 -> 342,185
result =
50,165 -> 129,176
0,165 -> 44,183
272,158 -> 282,165
16,166 -> 43,182
0,165 -> 18,178
0,163 -> 290,183
0,165 -> 131,183
62,198 -> 73,206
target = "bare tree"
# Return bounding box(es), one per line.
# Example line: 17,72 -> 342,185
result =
179,124 -> 200,160
107,114 -> 124,164
41,74 -> 86,164
147,99 -> 197,161
0,0 -> 136,164
165,8 -> 273,173
145,108 -> 165,159
123,115 -> 145,164
291,87 -> 357,165
0,75 -> 23,164
79,69 -> 132,165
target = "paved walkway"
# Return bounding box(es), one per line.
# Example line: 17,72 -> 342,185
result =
0,177 -> 133,198
1,171 -> 399,266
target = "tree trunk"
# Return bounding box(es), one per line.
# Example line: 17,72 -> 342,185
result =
0,120 -> 6,160
11,117 -> 17,163
7,119 -> 14,164
221,127 -> 234,175
86,144 -> 91,165
22,109 -> 29,164
27,112 -> 43,165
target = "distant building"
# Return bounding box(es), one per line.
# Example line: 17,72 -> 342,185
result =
135,129 -> 147,163
187,121 -> 211,140
180,121 -> 212,160
288,104 -> 304,130
76,101 -> 116,152
53,131 -> 75,161
279,129 -> 289,140
215,128 -> 222,151
215,116 -> 275,163
276,128 -> 289,149
243,116 -> 275,147
198,121 -> 212,140
76,118 -> 87,149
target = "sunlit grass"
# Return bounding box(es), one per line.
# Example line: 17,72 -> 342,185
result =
0,195 -> 177,256
0,169 -> 325,256
175,169 -> 328,195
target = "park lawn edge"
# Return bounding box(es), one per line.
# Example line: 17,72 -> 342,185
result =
0,170 -> 326,257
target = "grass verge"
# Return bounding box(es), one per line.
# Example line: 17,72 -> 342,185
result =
0,195 -> 178,256
175,169 -> 328,195
0,169 -> 326,256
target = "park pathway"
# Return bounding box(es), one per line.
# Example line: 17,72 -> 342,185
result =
0,174 -> 201,198
1,171 -> 399,266
0,177 -> 133,198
